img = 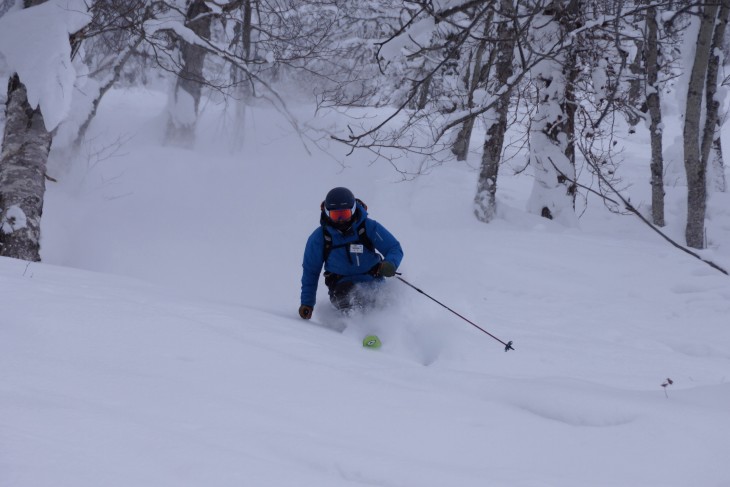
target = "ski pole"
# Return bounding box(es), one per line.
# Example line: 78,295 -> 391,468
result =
396,276 -> 515,352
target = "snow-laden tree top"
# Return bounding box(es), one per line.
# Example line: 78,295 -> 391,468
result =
0,0 -> 90,130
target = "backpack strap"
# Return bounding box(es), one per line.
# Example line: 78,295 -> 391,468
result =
322,226 -> 334,262
322,220 -> 376,264
357,224 -> 375,253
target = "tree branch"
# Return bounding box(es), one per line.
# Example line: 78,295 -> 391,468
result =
545,156 -> 729,276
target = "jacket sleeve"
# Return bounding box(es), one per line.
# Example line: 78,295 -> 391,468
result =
301,228 -> 325,307
369,220 -> 404,269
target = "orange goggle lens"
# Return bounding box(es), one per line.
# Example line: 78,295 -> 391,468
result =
328,208 -> 353,222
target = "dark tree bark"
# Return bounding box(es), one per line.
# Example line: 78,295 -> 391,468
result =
626,38 -> 644,127
710,128 -> 726,192
165,0 -> 212,147
645,4 -> 665,227
452,18 -> 492,161
407,73 -> 432,111
562,47 -> 578,168
0,0 -> 53,261
241,0 -> 252,61
683,2 -> 720,248
228,0 -> 254,152
700,0 -> 730,194
474,0 -> 515,222
710,12 -> 730,194
0,76 -> 51,262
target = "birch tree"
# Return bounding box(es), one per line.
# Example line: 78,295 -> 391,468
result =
0,0 -> 89,261
683,1 -> 721,248
0,74 -> 51,261
0,0 -> 52,262
451,12 -> 493,161
645,2 -> 665,226
474,0 -> 517,222
701,0 -> 730,194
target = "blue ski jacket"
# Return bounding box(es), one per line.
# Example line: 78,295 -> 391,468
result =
300,203 -> 403,307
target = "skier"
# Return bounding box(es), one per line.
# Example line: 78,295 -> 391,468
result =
298,187 -> 404,320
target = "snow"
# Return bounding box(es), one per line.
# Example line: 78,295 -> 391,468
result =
168,85 -> 198,127
0,0 -> 90,130
2,87 -> 730,486
592,58 -> 608,101
1,204 -> 27,233
378,16 -> 435,63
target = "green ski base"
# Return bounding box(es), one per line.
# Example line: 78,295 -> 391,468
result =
362,335 -> 382,349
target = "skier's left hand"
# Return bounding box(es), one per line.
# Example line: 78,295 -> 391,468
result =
371,261 -> 396,278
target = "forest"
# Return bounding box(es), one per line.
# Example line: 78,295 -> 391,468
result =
0,0 -> 728,263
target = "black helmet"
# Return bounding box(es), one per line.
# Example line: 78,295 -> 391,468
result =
324,187 -> 355,211
323,187 -> 356,227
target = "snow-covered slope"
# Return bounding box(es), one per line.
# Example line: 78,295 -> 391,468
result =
2,88 -> 730,486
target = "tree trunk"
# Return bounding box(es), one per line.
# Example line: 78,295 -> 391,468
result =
452,18 -> 491,161
241,0 -> 252,61
0,0 -> 53,261
683,2 -> 720,248
709,131 -> 726,192
711,13 -> 730,194
700,0 -> 730,192
645,4 -> 665,226
412,74 -> 432,111
626,39 -> 644,127
474,0 -> 515,222
165,0 -> 212,147
562,47 -> 578,168
0,75 -> 52,261
526,0 -> 579,224
229,0 -> 254,152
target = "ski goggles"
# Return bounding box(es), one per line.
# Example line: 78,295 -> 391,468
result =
327,207 -> 354,222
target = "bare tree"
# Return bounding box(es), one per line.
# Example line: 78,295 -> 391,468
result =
683,1 -> 721,248
710,26 -> 730,193
165,0 -> 213,146
452,11 -> 494,161
645,1 -> 665,226
72,1 -> 154,147
474,0 -> 517,222
0,0 -> 54,261
0,75 -> 51,261
627,38 -> 644,127
709,117 -> 727,192
330,0 -> 591,222
700,0 -> 730,195
226,0 -> 253,152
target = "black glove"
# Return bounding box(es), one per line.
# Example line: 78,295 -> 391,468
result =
371,261 -> 396,278
299,305 -> 313,320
